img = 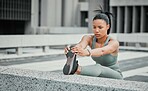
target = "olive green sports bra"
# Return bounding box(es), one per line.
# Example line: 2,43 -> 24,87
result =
91,36 -> 118,66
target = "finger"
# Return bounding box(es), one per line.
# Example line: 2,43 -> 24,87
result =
64,48 -> 68,54
76,46 -> 81,50
67,45 -> 71,50
71,46 -> 77,50
75,52 -> 79,55
69,45 -> 75,49
71,50 -> 78,53
72,47 -> 79,53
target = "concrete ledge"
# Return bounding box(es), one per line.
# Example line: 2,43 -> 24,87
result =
0,66 -> 148,91
49,27 -> 89,34
35,27 -> 89,34
110,0 -> 148,6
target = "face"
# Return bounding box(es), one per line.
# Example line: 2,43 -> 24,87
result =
92,19 -> 109,38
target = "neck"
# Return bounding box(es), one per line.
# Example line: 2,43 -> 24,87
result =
96,35 -> 108,44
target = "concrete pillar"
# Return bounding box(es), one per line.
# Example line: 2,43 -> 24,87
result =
132,6 -> 136,33
25,0 -> 39,34
140,6 -> 146,33
41,0 -> 62,27
76,4 -> 81,27
31,0 -> 39,28
116,7 -> 120,33
16,47 -> 23,55
132,6 -> 140,33
110,7 -> 117,33
63,0 -> 78,26
40,0 -> 47,26
43,46 -> 49,53
124,6 -> 128,33
55,0 -> 62,27
110,7 -> 113,33
117,7 -> 124,33
124,6 -> 132,33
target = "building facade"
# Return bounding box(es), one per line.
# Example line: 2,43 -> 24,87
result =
0,0 -> 148,34
0,0 -> 89,34
110,0 -> 148,33
0,0 -> 31,34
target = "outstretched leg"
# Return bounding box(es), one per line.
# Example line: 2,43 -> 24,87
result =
78,64 -> 123,79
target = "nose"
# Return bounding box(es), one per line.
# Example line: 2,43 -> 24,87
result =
95,28 -> 100,32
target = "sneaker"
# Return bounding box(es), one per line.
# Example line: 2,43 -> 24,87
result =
63,49 -> 78,75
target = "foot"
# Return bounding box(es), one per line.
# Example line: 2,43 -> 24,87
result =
63,49 -> 78,75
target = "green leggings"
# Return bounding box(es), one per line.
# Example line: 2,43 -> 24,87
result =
80,64 -> 123,79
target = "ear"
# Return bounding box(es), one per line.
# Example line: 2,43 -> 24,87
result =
106,24 -> 110,30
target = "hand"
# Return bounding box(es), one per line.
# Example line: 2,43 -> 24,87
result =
71,46 -> 89,56
64,45 -> 71,54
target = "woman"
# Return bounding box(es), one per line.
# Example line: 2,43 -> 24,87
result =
63,11 -> 123,79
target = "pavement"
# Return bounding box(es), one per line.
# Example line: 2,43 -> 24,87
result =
0,48 -> 148,82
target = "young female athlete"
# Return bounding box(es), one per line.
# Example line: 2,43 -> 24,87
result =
63,10 -> 123,79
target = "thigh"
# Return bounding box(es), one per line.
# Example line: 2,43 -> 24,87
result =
80,64 -> 102,77
80,64 -> 123,79
99,65 -> 123,79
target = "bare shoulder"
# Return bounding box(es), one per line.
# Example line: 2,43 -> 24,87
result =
82,35 -> 93,41
109,37 -> 119,46
83,35 -> 93,38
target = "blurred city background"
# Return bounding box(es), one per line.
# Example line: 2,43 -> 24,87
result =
0,0 -> 148,82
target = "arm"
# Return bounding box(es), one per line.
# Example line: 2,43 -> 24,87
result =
71,35 -> 92,56
90,39 -> 119,57
75,35 -> 91,49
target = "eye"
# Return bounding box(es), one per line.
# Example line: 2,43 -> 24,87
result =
93,26 -> 96,29
98,26 -> 103,29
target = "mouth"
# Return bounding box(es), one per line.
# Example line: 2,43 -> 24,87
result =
95,34 -> 100,37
